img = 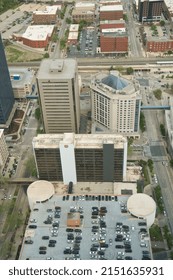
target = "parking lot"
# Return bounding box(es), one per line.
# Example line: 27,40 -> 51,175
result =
68,28 -> 97,58
20,194 -> 151,260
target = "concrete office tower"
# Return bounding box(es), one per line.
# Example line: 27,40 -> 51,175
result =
37,59 -> 80,134
138,0 -> 164,22
0,35 -> 15,125
0,129 -> 9,172
91,72 -> 141,138
33,133 -> 127,183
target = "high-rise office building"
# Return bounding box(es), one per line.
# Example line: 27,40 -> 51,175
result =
0,129 -> 9,172
138,0 -> 164,22
33,133 -> 127,183
90,72 -> 141,138
37,59 -> 80,134
0,34 -> 15,125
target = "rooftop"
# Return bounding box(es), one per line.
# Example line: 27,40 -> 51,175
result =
22,25 -> 54,41
19,194 -> 152,260
68,32 -> 78,40
32,133 -> 127,150
75,2 -> 96,8
91,72 -> 141,101
9,67 -> 35,88
100,5 -> 123,12
69,24 -> 79,32
37,58 -> 77,80
102,74 -> 128,90
144,25 -> 172,42
33,5 -> 58,15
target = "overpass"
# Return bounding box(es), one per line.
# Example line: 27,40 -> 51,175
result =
141,105 -> 171,110
26,95 -> 38,100
9,178 -> 36,185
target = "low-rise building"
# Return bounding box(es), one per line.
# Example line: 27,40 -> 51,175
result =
72,2 -> 96,23
14,25 -> 54,48
100,27 -> 128,52
144,24 -> 173,52
67,24 -> 79,45
100,5 -> 123,20
9,67 -> 36,99
100,19 -> 125,30
33,6 -> 59,24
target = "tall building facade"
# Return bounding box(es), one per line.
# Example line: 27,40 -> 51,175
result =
33,133 -> 127,183
91,72 -> 141,138
0,35 -> 15,125
0,129 -> 9,172
138,0 -> 164,22
37,59 -> 80,134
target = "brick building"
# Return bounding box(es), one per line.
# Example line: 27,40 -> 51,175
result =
146,39 -> 173,52
100,28 -> 128,52
72,2 -> 96,23
100,5 -> 123,20
33,5 -> 59,24
145,24 -> 173,52
100,20 -> 125,31
15,25 -> 54,48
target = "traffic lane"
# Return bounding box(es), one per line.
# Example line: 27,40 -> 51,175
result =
155,162 -> 173,233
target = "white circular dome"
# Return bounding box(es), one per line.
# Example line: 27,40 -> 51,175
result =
127,193 -> 156,227
27,180 -> 54,209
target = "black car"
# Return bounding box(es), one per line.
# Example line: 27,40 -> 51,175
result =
115,245 -> 124,249
39,251 -> 46,255
39,246 -> 47,250
54,214 -> 60,218
24,240 -> 33,244
64,249 -> 71,254
98,251 -> 105,255
28,225 -> 37,229
90,247 -> 97,252
75,236 -> 82,240
72,250 -> 79,254
66,228 -> 74,232
49,240 -> 57,244
125,256 -> 133,260
74,229 -> 82,233
142,256 -> 151,260
138,222 -> 147,226
42,236 -> 49,240
48,243 -> 55,247
125,249 -> 132,253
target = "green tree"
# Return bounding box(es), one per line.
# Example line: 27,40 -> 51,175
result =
160,20 -> 165,27
66,18 -> 72,24
170,159 -> 173,168
123,14 -> 128,22
52,34 -> 58,42
140,112 -> 146,132
60,39 -> 66,50
44,52 -> 49,58
126,67 -> 134,75
25,156 -> 37,177
148,159 -> 153,173
153,89 -> 162,100
35,107 -> 41,121
160,124 -> 166,136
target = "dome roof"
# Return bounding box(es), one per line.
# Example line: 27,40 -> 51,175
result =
101,74 -> 128,90
27,180 -> 55,202
127,193 -> 156,217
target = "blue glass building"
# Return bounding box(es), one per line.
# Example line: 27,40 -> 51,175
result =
0,34 -> 14,124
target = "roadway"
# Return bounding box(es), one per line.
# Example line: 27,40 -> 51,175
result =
142,83 -> 173,233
